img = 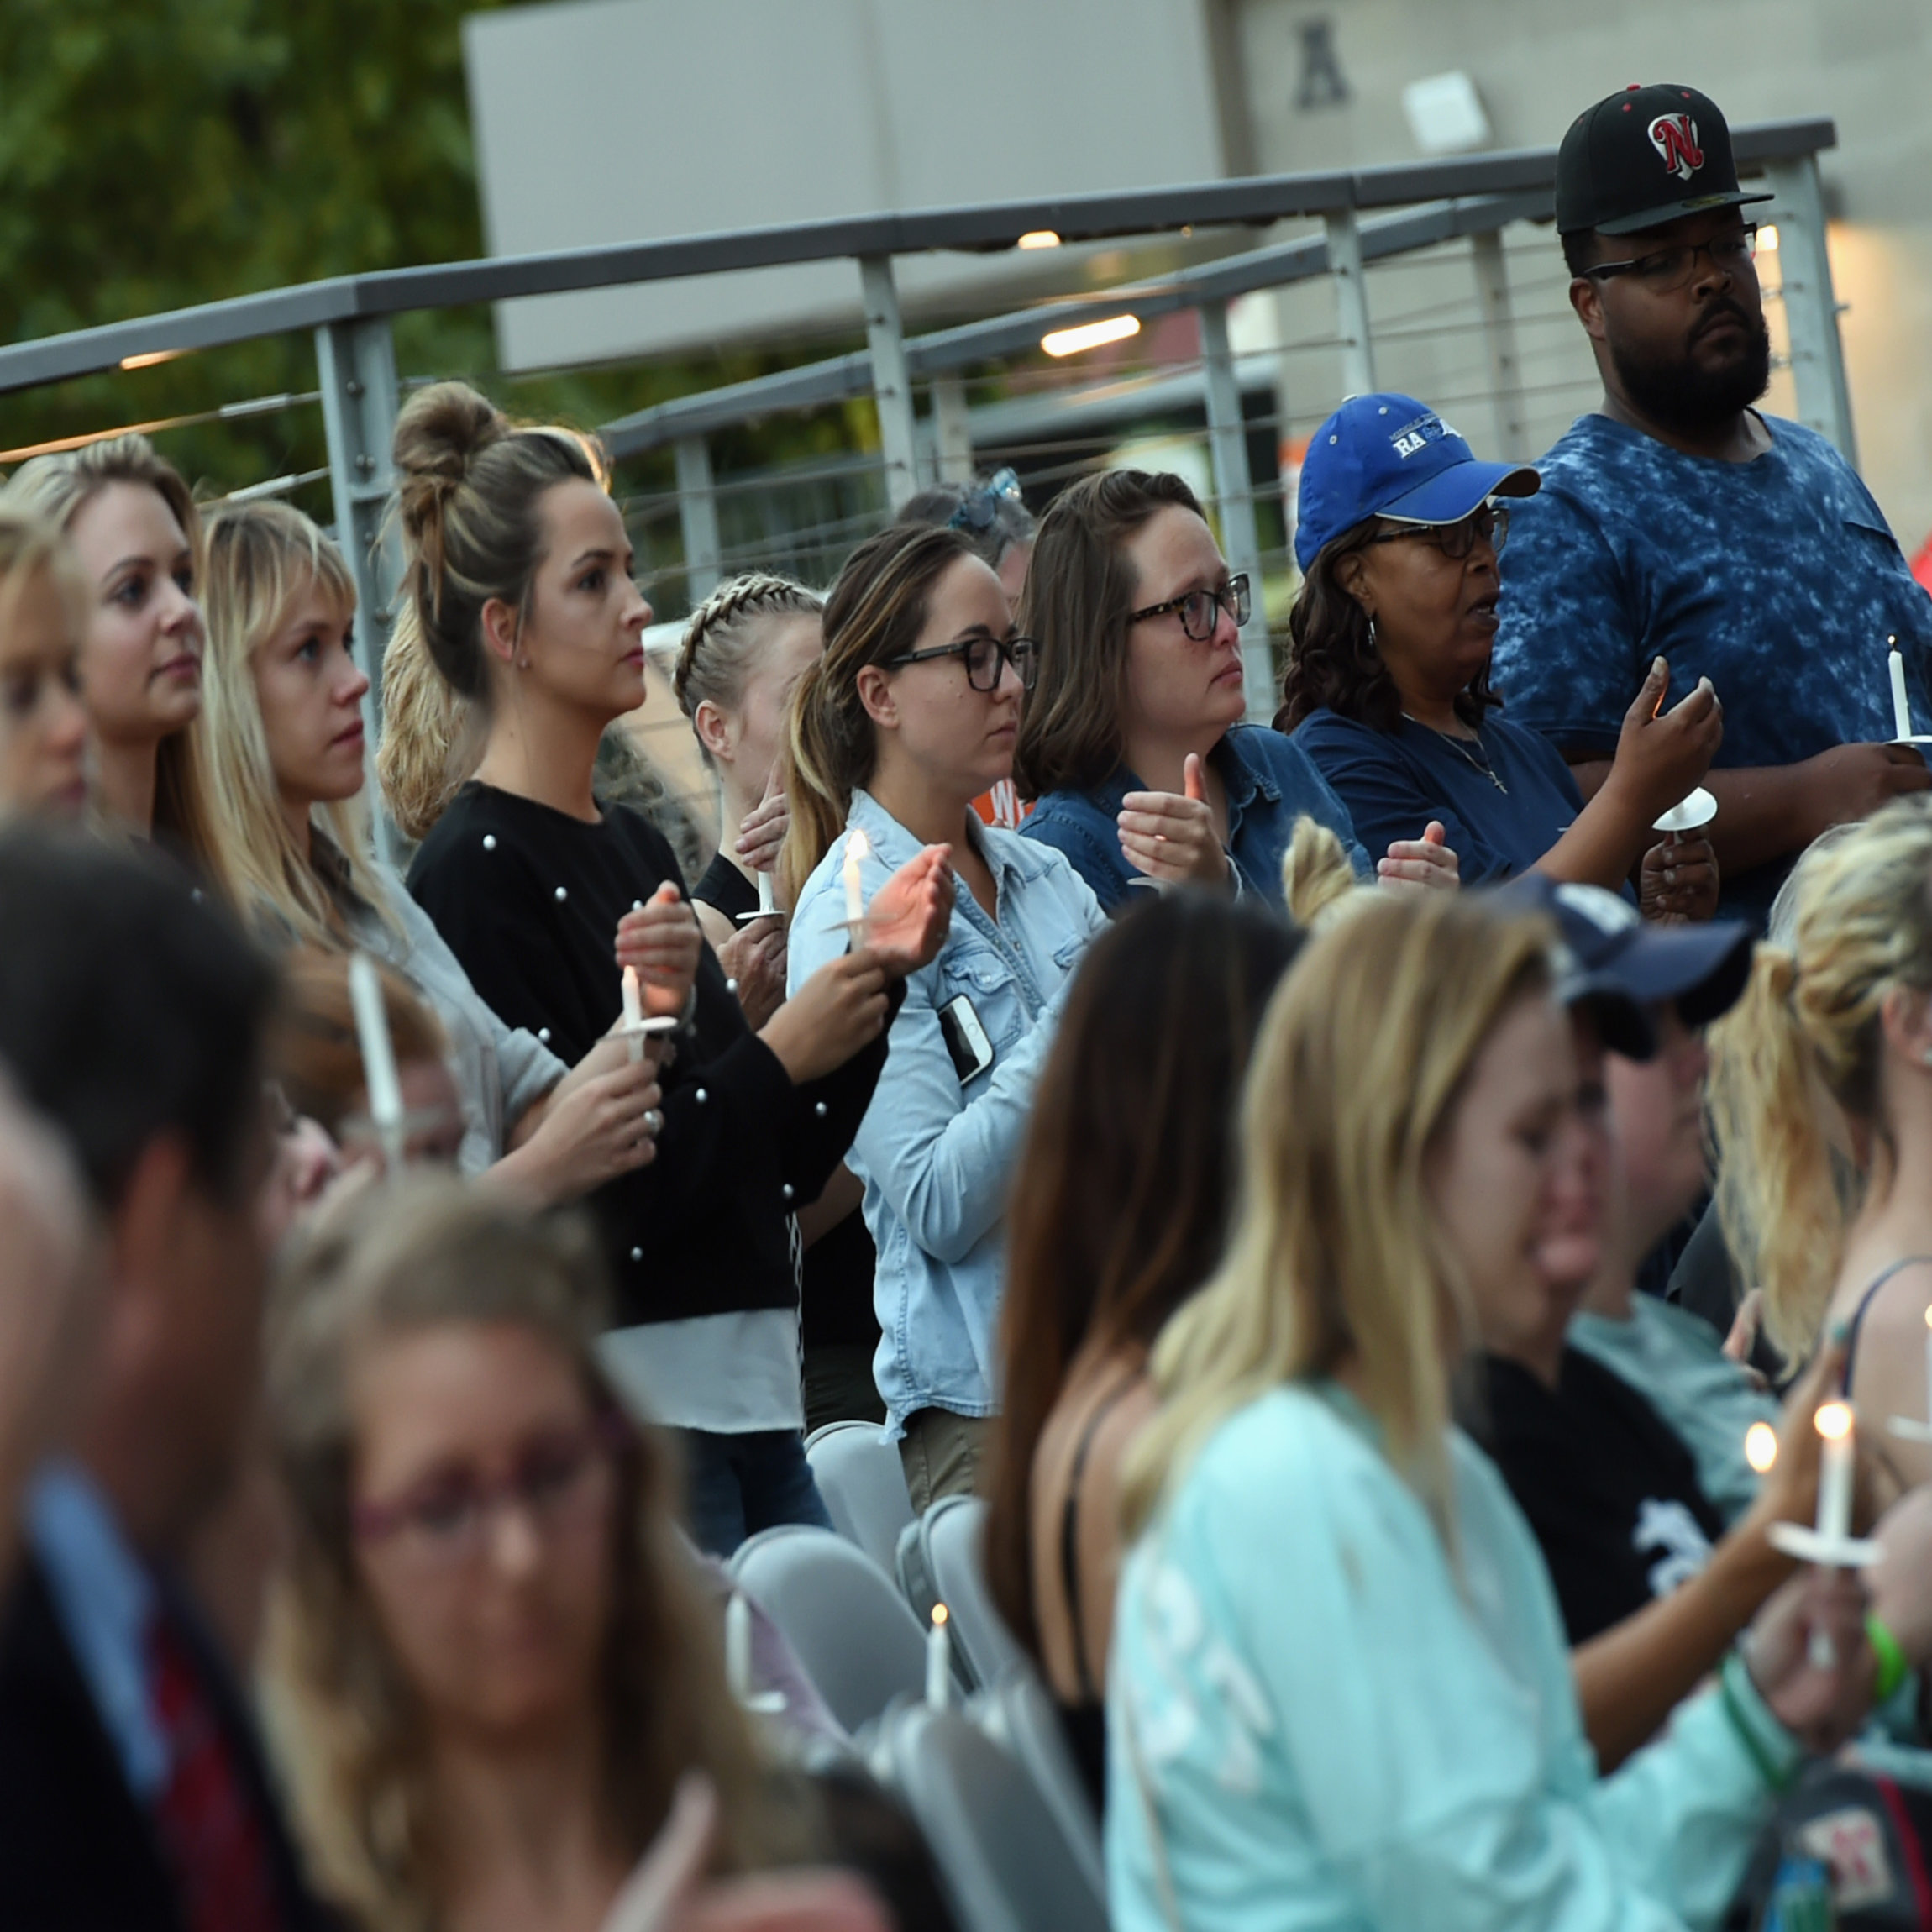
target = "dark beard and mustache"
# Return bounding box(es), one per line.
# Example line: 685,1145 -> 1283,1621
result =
1608,304 -> 1772,436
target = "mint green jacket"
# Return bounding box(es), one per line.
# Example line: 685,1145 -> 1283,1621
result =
1107,1383 -> 1797,1932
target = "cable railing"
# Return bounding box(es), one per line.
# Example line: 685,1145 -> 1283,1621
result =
0,120 -> 1845,864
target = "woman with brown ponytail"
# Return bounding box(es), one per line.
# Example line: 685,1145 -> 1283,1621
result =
1709,795 -> 1932,1509
785,523 -> 1107,1509
388,383 -> 950,1553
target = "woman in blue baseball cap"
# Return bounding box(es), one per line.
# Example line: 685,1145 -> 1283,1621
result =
1279,394 -> 1723,919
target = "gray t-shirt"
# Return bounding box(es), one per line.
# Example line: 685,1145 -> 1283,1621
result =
1568,1294 -> 1778,1529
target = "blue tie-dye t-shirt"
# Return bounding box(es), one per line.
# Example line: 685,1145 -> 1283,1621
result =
1494,411 -> 1932,920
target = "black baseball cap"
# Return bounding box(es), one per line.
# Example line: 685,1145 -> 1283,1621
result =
1497,874 -> 1754,1061
1556,84 -> 1773,239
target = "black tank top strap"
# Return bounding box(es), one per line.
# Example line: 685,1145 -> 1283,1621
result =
1058,1372 -> 1139,1704
1842,1255 -> 1932,1394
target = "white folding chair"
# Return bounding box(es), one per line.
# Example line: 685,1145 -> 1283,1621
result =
974,1668 -> 1104,1896
806,1419 -> 914,1576
728,1524 -> 927,1735
877,1702 -> 1108,1932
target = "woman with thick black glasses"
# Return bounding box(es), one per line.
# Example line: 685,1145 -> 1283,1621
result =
1015,468 -> 1457,914
1280,392 -> 1725,917
783,522 -> 1106,1509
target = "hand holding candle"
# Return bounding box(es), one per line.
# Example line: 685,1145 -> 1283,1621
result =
1118,753 -> 1228,888
860,845 -> 954,976
615,883 -> 702,1020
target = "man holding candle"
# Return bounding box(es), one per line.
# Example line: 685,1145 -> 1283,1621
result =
1494,83 -> 1932,925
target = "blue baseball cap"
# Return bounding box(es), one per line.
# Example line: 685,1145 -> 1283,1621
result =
1294,393 -> 1540,572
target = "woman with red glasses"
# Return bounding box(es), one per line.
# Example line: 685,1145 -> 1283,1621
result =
1281,393 -> 1724,920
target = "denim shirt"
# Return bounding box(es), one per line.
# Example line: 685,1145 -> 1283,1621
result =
789,789 -> 1106,1435
1021,724 -> 1370,916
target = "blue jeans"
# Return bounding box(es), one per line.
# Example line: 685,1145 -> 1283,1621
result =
678,1427 -> 832,1557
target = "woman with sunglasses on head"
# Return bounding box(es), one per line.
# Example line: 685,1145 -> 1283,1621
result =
785,522 -> 1106,1510
1016,468 -> 1455,913
1281,394 -> 1724,919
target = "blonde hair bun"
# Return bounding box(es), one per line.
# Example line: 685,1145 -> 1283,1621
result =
391,383 -> 505,539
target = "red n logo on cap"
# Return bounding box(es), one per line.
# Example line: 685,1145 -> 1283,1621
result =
1647,114 -> 1704,183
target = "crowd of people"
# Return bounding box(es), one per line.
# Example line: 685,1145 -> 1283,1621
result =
3,73 -> 1932,1932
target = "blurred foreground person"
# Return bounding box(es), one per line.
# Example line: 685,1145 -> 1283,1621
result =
0,827 -> 328,1929
982,890 -> 1300,1804
1110,891 -> 1872,1932
267,1177 -> 927,1932
0,507 -> 92,819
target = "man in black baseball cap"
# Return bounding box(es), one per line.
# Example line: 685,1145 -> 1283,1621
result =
1493,83 -> 1932,927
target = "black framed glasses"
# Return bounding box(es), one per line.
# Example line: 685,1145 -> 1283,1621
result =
1129,572 -> 1251,643
884,632 -> 1039,692
1583,224 -> 1757,295
1368,504 -> 1509,561
948,468 -> 1026,536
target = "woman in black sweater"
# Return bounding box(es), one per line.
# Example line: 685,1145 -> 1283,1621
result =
383,382 -> 950,1553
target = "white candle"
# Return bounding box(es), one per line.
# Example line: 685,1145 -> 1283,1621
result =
1921,1305 -> 1932,1425
842,828 -> 869,927
621,964 -> 645,1063
1889,636 -> 1913,740
756,869 -> 777,917
1815,1401 -> 1855,1541
347,952 -> 404,1167
725,1591 -> 753,1704
926,1602 -> 952,1709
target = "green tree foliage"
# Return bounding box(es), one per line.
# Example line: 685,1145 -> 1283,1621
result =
0,0 -> 873,574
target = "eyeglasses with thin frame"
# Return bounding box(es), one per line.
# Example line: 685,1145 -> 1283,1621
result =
352,1414 -> 627,1567
1583,223 -> 1758,296
1367,503 -> 1509,561
1129,572 -> 1251,643
883,632 -> 1039,692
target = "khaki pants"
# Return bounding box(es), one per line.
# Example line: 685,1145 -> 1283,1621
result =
898,1408 -> 992,1515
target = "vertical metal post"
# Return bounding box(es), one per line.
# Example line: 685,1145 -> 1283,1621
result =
316,316 -> 402,869
1200,299 -> 1273,726
932,374 -> 974,484
859,255 -> 919,512
1765,153 -> 1858,468
1470,229 -> 1530,462
1323,208 -> 1377,396
675,436 -> 722,605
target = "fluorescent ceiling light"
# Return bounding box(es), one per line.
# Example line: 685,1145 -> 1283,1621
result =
1042,313 -> 1141,358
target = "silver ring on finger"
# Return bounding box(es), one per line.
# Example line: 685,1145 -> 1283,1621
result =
643,1109 -> 664,1138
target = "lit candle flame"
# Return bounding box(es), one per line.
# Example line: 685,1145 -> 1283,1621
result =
931,1602 -> 948,1630
1745,1422 -> 1778,1473
1816,1400 -> 1853,1441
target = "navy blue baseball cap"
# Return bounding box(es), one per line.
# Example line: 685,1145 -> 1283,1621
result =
1497,874 -> 1754,1060
1294,394 -> 1540,572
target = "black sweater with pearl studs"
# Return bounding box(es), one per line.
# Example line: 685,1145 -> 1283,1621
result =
408,781 -> 899,1328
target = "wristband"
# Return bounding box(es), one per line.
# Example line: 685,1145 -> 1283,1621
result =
1719,1650 -> 1798,1794
1867,1614 -> 1910,1703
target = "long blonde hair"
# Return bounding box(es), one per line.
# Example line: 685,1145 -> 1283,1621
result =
1121,892 -> 1555,1540
1,434 -> 230,888
1709,797 -> 1932,1362
0,507 -> 90,658
675,573 -> 825,774
265,1178 -> 804,1932
199,500 -> 397,948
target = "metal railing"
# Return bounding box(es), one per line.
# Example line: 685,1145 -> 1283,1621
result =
0,118 -> 1845,865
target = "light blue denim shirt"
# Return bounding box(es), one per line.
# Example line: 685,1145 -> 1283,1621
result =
789,790 -> 1106,1436
1109,1383 -> 1797,1932
1022,724 -> 1370,916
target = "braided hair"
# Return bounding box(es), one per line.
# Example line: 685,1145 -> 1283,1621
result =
673,573 -> 825,770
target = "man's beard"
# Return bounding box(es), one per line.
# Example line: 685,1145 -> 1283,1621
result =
1608,305 -> 1772,436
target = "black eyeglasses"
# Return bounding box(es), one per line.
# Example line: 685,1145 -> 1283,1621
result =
1128,573 -> 1251,643
1583,224 -> 1758,295
1368,504 -> 1509,561
884,632 -> 1039,692
948,468 -> 1025,537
